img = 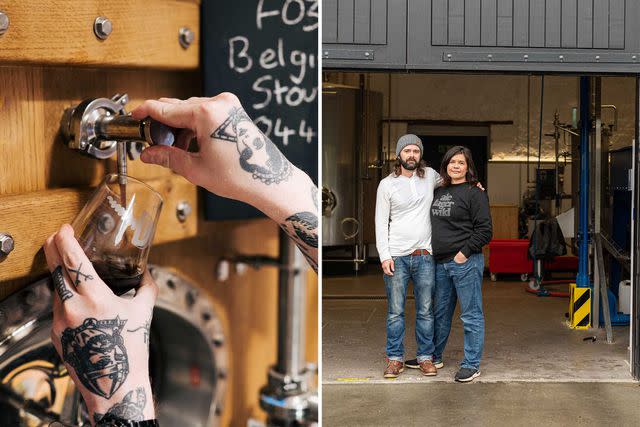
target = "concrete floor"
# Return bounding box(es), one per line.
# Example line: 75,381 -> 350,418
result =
322,272 -> 636,425
323,383 -> 640,426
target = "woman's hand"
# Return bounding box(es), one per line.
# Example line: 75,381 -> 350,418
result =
454,251 -> 468,264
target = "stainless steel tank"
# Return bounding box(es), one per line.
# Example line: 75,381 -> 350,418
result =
322,84 -> 382,251
322,84 -> 359,247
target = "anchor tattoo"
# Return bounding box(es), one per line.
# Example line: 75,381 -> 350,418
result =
68,262 -> 94,286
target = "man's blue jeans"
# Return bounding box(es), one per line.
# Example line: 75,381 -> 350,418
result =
383,253 -> 435,363
434,253 -> 485,370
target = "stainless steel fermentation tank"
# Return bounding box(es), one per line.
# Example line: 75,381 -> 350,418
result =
322,84 -> 382,269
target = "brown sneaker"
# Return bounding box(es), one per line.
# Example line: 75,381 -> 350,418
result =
384,358 -> 404,378
419,359 -> 437,376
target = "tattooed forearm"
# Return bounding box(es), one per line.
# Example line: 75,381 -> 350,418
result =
67,262 -> 94,286
281,211 -> 319,272
52,266 -> 73,301
94,387 -> 147,423
286,212 -> 318,248
211,107 -> 293,185
61,317 -> 129,399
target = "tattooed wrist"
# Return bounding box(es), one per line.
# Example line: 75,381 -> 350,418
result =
94,387 -> 148,423
280,211 -> 318,272
284,212 -> 318,248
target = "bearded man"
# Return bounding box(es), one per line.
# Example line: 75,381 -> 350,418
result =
375,134 -> 441,378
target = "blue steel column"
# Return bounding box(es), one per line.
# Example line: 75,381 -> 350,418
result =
577,77 -> 591,288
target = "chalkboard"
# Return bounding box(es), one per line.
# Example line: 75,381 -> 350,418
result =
202,0 -> 318,220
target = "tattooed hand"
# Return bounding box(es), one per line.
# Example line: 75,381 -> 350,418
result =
130,94 -> 318,271
43,224 -> 158,424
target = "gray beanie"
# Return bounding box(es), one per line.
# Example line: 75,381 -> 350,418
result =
396,134 -> 423,157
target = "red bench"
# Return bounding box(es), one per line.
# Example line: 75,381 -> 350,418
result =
488,239 -> 578,281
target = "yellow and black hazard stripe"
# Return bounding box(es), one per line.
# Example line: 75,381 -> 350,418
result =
569,283 -> 591,329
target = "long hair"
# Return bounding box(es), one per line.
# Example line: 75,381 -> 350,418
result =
393,158 -> 427,178
439,146 -> 478,187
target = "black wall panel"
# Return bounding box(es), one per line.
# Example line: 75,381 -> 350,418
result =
322,0 -> 406,68
323,0 -> 640,73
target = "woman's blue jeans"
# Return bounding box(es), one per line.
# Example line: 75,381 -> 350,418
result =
434,253 -> 485,370
383,253 -> 435,363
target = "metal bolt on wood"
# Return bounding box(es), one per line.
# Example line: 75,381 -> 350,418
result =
0,233 -> 15,256
94,16 -> 113,40
0,12 -> 9,36
179,27 -> 195,49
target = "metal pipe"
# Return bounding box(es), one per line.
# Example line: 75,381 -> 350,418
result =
577,77 -> 591,288
356,74 -> 367,271
593,77 -> 602,324
61,95 -> 177,160
259,230 -> 315,426
98,115 -> 176,147
387,74 -> 392,169
362,74 -> 370,180
555,124 -> 579,137
117,141 -> 128,188
631,76 -> 640,380
595,233 -> 614,342
323,258 -> 366,263
97,115 -> 146,141
553,110 -> 561,215
531,75 -> 545,269
276,229 -> 306,378
527,75 -> 531,183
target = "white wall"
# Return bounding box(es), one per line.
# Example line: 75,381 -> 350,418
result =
325,72 -> 634,207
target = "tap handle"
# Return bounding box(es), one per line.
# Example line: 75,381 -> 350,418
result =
145,118 -> 177,147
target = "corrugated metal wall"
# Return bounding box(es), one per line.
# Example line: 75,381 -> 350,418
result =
322,0 -> 405,68
323,0 -> 640,73
323,0 -> 388,45
429,0 -> 625,49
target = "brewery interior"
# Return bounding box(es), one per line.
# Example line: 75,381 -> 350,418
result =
0,2 -> 317,427
321,71 -> 636,389
321,1 -> 640,423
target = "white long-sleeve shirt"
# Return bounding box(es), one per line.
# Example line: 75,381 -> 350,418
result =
375,167 -> 441,262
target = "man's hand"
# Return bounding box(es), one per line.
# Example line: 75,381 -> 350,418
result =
131,93 -> 281,201
381,259 -> 395,276
130,94 -> 318,272
476,182 -> 485,191
44,224 -> 158,424
453,251 -> 468,264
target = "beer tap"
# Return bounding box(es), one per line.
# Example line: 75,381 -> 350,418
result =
61,93 -> 177,193
60,93 -> 176,165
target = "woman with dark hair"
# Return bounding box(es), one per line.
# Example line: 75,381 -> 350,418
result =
430,145 -> 492,382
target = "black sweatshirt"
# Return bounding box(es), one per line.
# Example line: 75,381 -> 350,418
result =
430,183 -> 493,262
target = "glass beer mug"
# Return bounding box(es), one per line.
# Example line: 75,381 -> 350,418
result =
72,174 -> 163,295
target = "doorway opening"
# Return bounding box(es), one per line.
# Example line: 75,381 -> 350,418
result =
321,71 -> 634,384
